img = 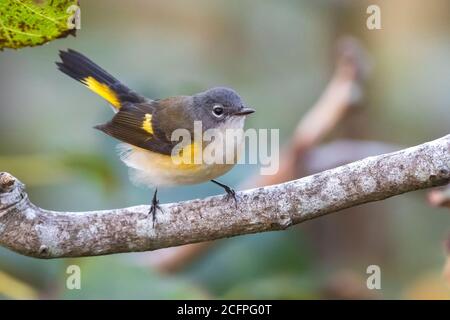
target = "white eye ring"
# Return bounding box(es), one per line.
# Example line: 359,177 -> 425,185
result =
212,104 -> 225,118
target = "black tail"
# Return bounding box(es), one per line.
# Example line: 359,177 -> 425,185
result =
56,49 -> 146,109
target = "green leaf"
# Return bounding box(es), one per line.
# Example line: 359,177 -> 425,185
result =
0,0 -> 79,50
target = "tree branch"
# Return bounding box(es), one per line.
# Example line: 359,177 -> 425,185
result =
1,135 -> 450,259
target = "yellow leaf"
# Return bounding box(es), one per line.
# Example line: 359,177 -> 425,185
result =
0,270 -> 38,300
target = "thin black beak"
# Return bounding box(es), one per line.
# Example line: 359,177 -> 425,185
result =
233,107 -> 255,116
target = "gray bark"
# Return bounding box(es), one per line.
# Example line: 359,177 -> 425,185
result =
1,135 -> 450,259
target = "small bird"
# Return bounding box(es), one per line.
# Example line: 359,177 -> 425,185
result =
56,49 -> 254,224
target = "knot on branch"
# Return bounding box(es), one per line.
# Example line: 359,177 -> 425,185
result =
429,168 -> 450,186
0,172 -> 16,192
0,172 -> 26,211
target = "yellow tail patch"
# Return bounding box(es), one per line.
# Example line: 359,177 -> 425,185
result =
82,76 -> 121,109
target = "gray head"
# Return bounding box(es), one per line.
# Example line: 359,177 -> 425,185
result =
192,87 -> 254,129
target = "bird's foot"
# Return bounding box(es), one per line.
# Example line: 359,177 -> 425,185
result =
211,180 -> 238,209
149,189 -> 164,227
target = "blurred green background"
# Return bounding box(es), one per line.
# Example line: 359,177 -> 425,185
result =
1,0 -> 450,299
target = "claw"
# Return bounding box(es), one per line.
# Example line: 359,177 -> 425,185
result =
211,180 -> 238,209
149,188 -> 163,227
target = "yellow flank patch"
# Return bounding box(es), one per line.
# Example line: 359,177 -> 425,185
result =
82,76 -> 121,108
172,142 -> 202,168
142,113 -> 154,134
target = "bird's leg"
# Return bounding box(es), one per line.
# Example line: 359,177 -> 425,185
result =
149,188 -> 163,227
211,180 -> 237,208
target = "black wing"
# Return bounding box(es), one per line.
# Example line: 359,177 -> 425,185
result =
94,102 -> 174,155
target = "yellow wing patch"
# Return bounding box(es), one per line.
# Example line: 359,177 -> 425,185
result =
142,113 -> 154,134
82,76 -> 121,109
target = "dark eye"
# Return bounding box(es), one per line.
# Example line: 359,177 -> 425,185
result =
212,104 -> 224,117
